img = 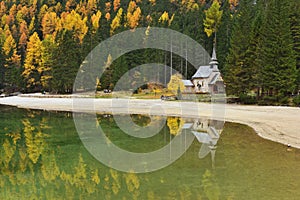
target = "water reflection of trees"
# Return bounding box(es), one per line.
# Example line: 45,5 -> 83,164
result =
167,117 -> 185,135
0,109 -> 227,199
0,111 -> 145,199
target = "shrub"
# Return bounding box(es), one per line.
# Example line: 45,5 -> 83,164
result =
278,96 -> 289,106
258,96 -> 277,106
239,93 -> 257,105
293,95 -> 300,106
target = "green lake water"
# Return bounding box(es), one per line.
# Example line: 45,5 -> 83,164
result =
0,105 -> 300,200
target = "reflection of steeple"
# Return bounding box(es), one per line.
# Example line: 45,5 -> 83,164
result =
209,145 -> 217,169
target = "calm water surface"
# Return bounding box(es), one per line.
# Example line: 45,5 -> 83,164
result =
0,105 -> 300,200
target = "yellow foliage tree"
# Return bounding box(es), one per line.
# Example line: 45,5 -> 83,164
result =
158,11 -> 174,26
113,0 -> 121,12
126,1 -> 142,29
22,32 -> 43,89
28,16 -> 36,34
110,8 -> 123,35
87,0 -> 98,13
181,0 -> 199,11
2,28 -> 15,56
105,12 -> 111,21
203,0 -> 223,41
41,11 -> 59,38
91,10 -> 102,33
61,10 -> 88,43
167,73 -> 185,95
23,32 -> 52,90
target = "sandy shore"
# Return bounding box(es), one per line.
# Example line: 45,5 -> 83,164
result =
0,95 -> 299,148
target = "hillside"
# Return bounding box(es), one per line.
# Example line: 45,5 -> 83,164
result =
0,0 -> 299,104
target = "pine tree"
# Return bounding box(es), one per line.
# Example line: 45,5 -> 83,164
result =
224,0 -> 256,95
290,0 -> 300,92
244,0 -> 265,97
51,30 -> 82,93
217,0 -> 233,72
258,0 -> 297,97
40,35 -> 56,91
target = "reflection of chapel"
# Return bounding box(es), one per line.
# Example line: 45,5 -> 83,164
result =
182,47 -> 225,94
182,118 -> 223,168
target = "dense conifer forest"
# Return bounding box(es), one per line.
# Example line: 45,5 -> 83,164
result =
0,0 -> 299,104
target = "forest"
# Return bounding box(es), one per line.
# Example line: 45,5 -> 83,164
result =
0,0 -> 299,104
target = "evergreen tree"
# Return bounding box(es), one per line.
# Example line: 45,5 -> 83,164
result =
41,35 -> 56,91
258,0 -> 297,97
51,30 -> 82,93
0,0 -> 298,99
224,0 -> 256,95
289,0 -> 300,92
244,0 -> 265,97
217,0 -> 233,72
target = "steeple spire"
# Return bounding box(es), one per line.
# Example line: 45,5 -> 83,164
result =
209,44 -> 219,73
209,44 -> 218,66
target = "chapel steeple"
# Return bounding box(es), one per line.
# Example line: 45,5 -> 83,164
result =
209,44 -> 219,72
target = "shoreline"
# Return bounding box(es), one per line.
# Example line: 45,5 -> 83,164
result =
0,95 -> 299,149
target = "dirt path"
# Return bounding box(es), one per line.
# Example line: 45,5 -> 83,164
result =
0,96 -> 299,148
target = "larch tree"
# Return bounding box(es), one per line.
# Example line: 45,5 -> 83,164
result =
110,8 -> 123,35
167,73 -> 185,97
203,0 -> 223,45
91,10 -> 102,34
0,1 -> 6,18
40,35 -> 56,90
158,11 -> 174,27
41,11 -> 59,39
61,10 -> 88,44
22,32 -> 43,91
38,4 -> 49,25
126,1 -> 142,29
87,0 -> 98,14
113,0 -> 121,12
105,2 -> 111,21
2,28 -> 21,89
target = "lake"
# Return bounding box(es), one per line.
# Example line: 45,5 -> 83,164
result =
0,105 -> 299,199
